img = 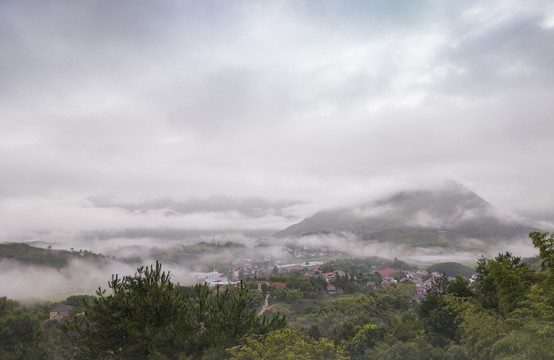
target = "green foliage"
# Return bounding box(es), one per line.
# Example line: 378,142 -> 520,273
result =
0,297 -> 47,359
442,234 -> 554,359
304,323 -> 324,339
64,261 -> 286,359
265,274 -> 327,298
322,283 -> 419,358
385,312 -> 421,343
426,262 -> 475,279
450,299 -> 507,359
376,283 -> 415,312
368,336 -> 441,360
186,283 -> 286,358
334,294 -> 378,317
446,275 -> 473,298
417,274 -> 471,347
227,327 -> 349,360
490,311 -> 554,359
529,231 -> 554,272
0,243 -> 106,269
329,314 -> 373,344
522,255 -> 544,272
474,256 -> 499,310
61,295 -> 96,312
474,252 -> 534,314
331,274 -> 358,294
344,323 -> 384,358
320,257 -> 414,276
64,261 -> 191,359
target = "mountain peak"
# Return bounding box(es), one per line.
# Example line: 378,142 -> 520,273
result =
375,181 -> 490,217
275,182 -> 538,249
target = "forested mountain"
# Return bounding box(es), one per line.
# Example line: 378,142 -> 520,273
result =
276,181 -> 542,250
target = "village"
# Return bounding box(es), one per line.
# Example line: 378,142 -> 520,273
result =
189,257 -> 471,302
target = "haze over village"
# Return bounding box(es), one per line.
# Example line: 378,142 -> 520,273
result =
2,1 -> 554,359
2,1 -> 554,298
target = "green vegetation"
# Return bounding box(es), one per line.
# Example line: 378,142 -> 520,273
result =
227,327 -> 349,360
63,261 -> 286,359
0,243 -> 107,269
426,262 -> 475,278
0,232 -> 553,359
147,241 -> 246,264
529,231 -> 554,271
319,257 -> 414,275
0,297 -> 47,359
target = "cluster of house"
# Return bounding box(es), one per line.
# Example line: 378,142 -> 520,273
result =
249,265 -> 357,295
191,260 -> 460,303
47,304 -> 74,322
190,261 -> 329,291
375,268 -> 460,301
190,271 -> 241,291
253,269 -> 349,295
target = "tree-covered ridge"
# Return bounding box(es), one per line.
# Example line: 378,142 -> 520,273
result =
0,243 -> 107,269
426,262 -> 475,279
121,241 -> 247,265
276,182 -> 540,250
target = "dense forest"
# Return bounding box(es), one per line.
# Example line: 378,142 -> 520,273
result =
0,232 -> 552,359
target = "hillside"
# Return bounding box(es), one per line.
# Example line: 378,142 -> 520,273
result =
426,262 -> 476,278
275,181 -> 542,250
0,243 -> 107,269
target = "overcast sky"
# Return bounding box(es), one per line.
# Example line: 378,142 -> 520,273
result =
1,0 -> 554,240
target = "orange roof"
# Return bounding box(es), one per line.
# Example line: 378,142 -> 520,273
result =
377,268 -> 396,276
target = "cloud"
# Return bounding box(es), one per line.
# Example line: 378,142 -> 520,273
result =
352,204 -> 395,218
87,195 -> 301,218
1,0 -> 554,245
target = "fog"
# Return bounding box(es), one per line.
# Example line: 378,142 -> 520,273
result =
2,1 -> 554,240
1,1 -> 552,301
0,258 -> 138,302
4,226 -> 541,302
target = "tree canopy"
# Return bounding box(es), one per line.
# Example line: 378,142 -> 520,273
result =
63,261 -> 286,359
227,327 -> 349,360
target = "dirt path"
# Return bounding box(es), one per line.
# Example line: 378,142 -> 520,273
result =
258,293 -> 270,316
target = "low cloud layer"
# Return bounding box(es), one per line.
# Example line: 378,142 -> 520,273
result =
1,1 -> 553,280
87,195 -> 301,219
2,227 -> 540,302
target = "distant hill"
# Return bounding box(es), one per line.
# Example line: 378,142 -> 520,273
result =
275,181 -> 542,250
0,243 -> 107,269
119,241 -> 246,268
426,262 -> 476,279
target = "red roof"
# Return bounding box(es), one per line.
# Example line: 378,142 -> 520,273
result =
377,268 -> 396,276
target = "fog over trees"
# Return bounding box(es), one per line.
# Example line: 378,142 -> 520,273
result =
1,0 -> 553,358
0,232 -> 552,359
